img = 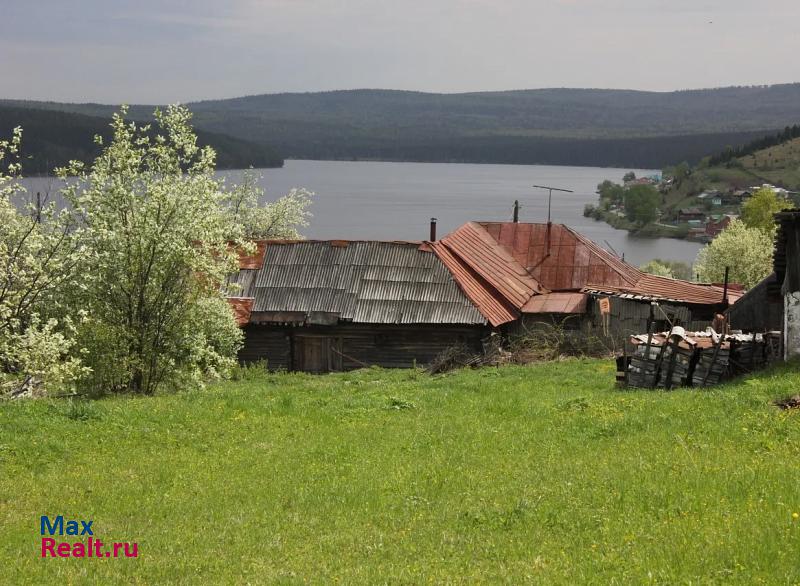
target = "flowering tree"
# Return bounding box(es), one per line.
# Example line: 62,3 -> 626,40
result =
0,129 -> 87,396
2,105 -> 312,397
60,106 -> 252,394
694,219 -> 774,289
224,170 -> 312,239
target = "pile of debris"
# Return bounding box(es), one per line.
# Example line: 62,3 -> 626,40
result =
618,327 -> 782,389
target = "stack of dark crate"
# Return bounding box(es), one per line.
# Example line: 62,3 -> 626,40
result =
628,340 -> 663,388
657,340 -> 695,389
691,339 -> 731,387
625,329 -> 746,389
729,334 -> 774,375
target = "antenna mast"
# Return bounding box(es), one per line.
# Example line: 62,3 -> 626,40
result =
532,184 -> 574,256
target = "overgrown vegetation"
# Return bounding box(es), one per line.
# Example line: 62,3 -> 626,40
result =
741,186 -> 792,234
4,360 -> 800,583
427,320 -> 614,374
0,107 -> 311,398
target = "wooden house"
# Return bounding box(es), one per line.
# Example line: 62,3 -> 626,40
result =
678,208 -> 706,223
726,273 -> 782,333
227,222 -> 741,372
705,214 -> 735,239
727,209 -> 800,353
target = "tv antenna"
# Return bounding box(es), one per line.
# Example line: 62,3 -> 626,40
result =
533,184 -> 574,256
532,184 -> 574,225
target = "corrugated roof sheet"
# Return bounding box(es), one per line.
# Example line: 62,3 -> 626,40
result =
522,292 -> 588,314
430,241 -> 519,326
437,222 -> 546,308
584,273 -> 744,305
225,222 -> 738,329
234,240 -> 487,325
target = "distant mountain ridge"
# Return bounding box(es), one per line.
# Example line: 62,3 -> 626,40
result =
3,84 -> 800,169
0,105 -> 283,175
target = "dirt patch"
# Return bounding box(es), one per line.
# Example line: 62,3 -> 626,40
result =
773,394 -> 800,409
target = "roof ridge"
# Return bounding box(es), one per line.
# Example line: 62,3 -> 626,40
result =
253,239 -> 425,245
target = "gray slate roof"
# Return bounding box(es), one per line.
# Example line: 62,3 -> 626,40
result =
227,241 -> 486,325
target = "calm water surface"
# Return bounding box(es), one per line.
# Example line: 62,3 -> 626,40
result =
21,160 -> 702,266
222,160 -> 701,266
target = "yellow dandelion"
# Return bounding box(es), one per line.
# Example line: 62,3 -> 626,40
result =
792,512 -> 799,520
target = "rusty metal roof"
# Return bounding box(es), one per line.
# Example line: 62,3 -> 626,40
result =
522,292 -> 588,314
236,241 -> 268,270
436,222 -> 547,308
585,273 -> 744,305
430,241 -> 519,327
479,222 -> 639,290
226,221 -> 738,329
475,222 -> 739,307
226,297 -> 254,326
231,240 -> 487,325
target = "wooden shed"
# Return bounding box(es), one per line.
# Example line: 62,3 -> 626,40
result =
431,221 -> 741,346
226,240 -> 491,372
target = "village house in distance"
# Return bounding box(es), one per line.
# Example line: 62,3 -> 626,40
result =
226,220 -> 741,373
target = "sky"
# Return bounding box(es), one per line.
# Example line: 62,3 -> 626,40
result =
1,0 -> 798,104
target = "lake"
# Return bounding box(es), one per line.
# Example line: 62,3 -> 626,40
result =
20,160 -> 702,266
223,160 -> 701,266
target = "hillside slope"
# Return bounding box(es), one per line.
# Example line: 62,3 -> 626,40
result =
0,105 -> 283,174
660,129 -> 800,218
738,136 -> 800,190
4,84 -> 800,168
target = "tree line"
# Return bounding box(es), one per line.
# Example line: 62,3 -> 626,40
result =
0,105 -> 283,175
708,125 -> 800,167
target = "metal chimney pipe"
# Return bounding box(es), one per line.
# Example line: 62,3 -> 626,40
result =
722,266 -> 730,305
430,218 -> 437,241
513,200 -> 519,223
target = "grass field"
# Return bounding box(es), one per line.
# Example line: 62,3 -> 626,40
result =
3,359 -> 800,584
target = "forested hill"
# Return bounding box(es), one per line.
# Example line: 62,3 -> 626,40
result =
4,84 -> 800,168
0,105 -> 283,175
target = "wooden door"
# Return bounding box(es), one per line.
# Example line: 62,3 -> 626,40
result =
292,335 -> 342,373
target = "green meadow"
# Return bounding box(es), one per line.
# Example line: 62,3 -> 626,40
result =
3,359 -> 800,584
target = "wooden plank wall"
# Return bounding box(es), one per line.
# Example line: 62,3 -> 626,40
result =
726,277 -> 783,332
240,324 -> 486,371
514,297 -> 714,352
239,325 -> 291,370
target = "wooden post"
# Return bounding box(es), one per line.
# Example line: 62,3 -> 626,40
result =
702,320 -> 726,387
